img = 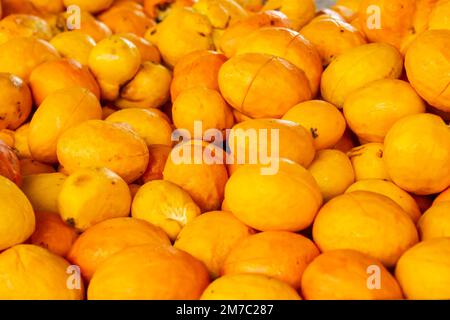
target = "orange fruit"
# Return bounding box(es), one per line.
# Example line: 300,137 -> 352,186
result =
223,231 -> 319,289
313,191 -> 418,267
201,274 -> 301,300
0,73 -> 32,131
224,159 -> 322,231
347,143 -> 390,181
141,144 -> 172,183
68,217 -> 170,281
30,211 -> 78,258
174,211 -> 254,278
418,202 -> 450,240
0,140 -> 21,186
88,244 -> 210,300
302,250 -> 403,300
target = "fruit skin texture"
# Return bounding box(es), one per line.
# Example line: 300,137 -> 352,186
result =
435,188 -> 450,205
13,123 -> 31,159
0,14 -> 52,45
0,37 -> 59,81
0,73 -> 32,130
57,120 -> 149,183
0,175 -> 35,251
343,79 -> 426,143
115,61 -> 172,109
118,33 -> 161,64
321,43 -> 403,108
0,140 -> 21,186
396,238 -> 450,300
418,202 -> 450,240
0,244 -> 84,300
49,31 -> 97,66
174,211 -> 254,278
346,179 -> 422,223
132,180 -> 201,241
58,167 -> 132,231
228,119 -> 316,174
300,16 -> 366,66
219,53 -> 312,119
223,231 -> 319,289
309,149 -> 355,201
224,159 -> 323,232
347,143 -> 390,181
171,50 -> 227,101
262,0 -> 315,30
384,114 -> 450,195
141,144 -> 172,183
301,250 -> 403,300
172,87 -> 234,136
106,108 -> 173,147
30,211 -> 78,258
68,217 -> 170,281
20,159 -> 55,176
88,35 -> 141,101
313,191 -> 419,267
21,172 -> 66,214
149,7 -> 214,67
405,30 -> 450,112
218,10 -> 291,58
29,87 -> 102,164
282,100 -> 346,150
29,58 -> 101,105
235,27 -> 323,96
201,274 -> 301,300
163,140 -> 229,212
63,0 -> 114,13
88,244 -> 210,300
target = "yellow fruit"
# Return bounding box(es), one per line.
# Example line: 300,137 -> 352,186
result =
63,0 -> 114,13
405,30 -> 450,112
115,61 -> 172,109
223,231 -> 319,289
224,159 -> 323,231
309,149 -> 355,201
174,211 -> 253,278
344,79 -> 426,143
57,120 -> 149,183
228,119 -> 316,174
0,37 -> 59,81
149,7 -> 213,67
88,244 -> 210,300
0,175 -> 35,251
29,87 -> 102,164
263,0 -> 316,30
88,35 -> 141,101
346,179 -> 421,223
13,123 -> 31,159
106,108 -> 173,147
321,43 -> 403,108
313,191 -> 419,267
118,33 -> 161,64
132,180 -> 201,241
68,217 -> 170,281
301,250 -> 403,300
218,53 -> 312,119
0,244 -> 83,300
384,114 -> 450,195
300,16 -> 366,66
201,274 -> 302,300
172,87 -> 234,137
0,73 -> 32,131
235,27 -> 323,96
435,188 -> 450,205
396,238 -> 450,300
58,167 -> 132,231
0,14 -> 52,45
418,202 -> 450,240
21,173 -> 67,214
347,143 -> 390,181
282,100 -> 346,150
50,31 -> 97,65
163,140 -> 228,212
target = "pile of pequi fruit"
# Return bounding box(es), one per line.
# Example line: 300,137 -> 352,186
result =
0,0 -> 450,301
